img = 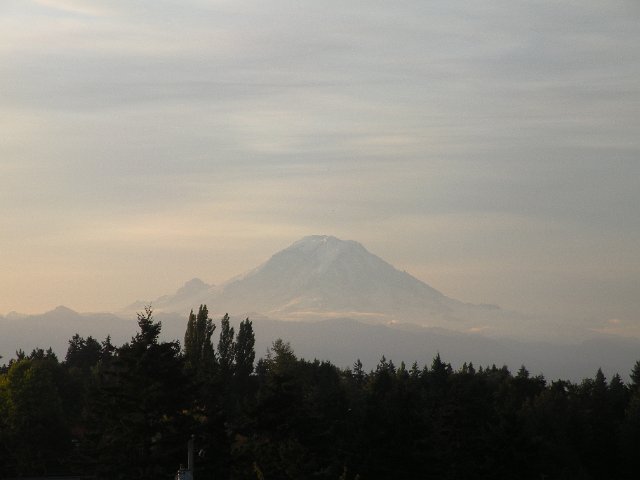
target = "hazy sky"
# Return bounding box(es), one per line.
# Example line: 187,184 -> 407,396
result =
1,1 -> 639,334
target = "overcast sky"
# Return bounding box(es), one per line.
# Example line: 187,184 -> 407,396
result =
1,1 -> 639,335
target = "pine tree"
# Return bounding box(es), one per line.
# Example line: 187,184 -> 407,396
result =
133,306 -> 161,347
85,308 -> 188,479
431,352 -> 451,378
517,365 -> 530,379
100,335 -> 115,360
65,334 -> 101,371
630,360 -> 640,390
353,358 -> 365,384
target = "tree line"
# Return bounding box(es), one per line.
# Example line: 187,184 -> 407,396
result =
2,306 -> 640,479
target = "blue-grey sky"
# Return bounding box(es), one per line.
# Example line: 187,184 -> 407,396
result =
1,0 -> 639,336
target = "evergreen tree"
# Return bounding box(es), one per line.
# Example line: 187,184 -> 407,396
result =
217,313 -> 235,379
84,308 -> 188,479
234,318 -> 255,379
184,305 -> 216,372
9,305 -> 640,478
100,335 -> 115,360
352,358 -> 365,385
630,360 -> 640,390
65,334 -> 102,371
0,354 -> 71,476
609,373 -> 629,419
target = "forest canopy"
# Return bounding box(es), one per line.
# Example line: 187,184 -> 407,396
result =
1,306 -> 640,479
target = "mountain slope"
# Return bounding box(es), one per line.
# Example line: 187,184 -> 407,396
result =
218,235 -> 457,318
138,235 -> 500,327
126,277 -> 212,313
0,306 -> 135,360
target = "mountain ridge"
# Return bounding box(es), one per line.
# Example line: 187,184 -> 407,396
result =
1,235 -> 633,381
129,235 -> 501,329
2,306 -> 638,382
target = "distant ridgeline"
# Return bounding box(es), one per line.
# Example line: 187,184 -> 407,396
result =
2,306 -> 640,479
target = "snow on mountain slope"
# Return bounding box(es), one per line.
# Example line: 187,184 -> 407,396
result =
136,235 -> 501,327
217,235 -> 456,318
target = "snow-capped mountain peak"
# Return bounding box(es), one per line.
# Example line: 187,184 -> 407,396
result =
132,235 -> 499,327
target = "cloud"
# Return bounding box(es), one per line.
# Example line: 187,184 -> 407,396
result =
33,0 -> 112,17
590,318 -> 640,338
468,326 -> 491,334
1,0 -> 639,327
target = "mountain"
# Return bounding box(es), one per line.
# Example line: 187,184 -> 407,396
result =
136,235 -> 502,329
246,318 -> 640,382
0,306 -> 135,360
126,277 -> 212,313
216,235 -> 460,319
1,234 -> 635,380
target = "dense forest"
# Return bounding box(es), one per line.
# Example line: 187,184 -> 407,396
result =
2,306 -> 640,479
